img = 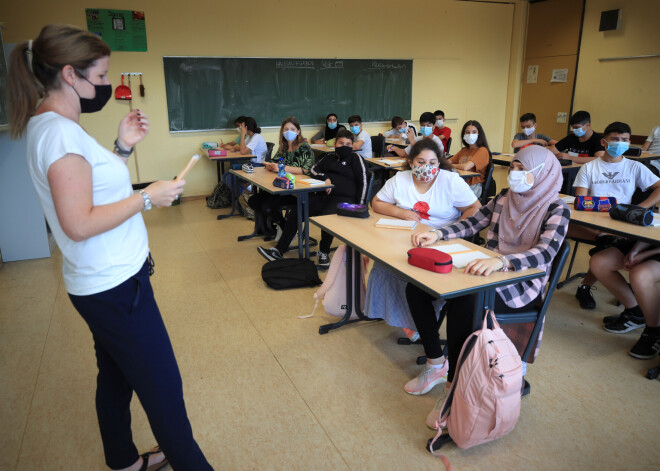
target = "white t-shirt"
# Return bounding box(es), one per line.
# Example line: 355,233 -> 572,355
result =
245,133 -> 268,163
353,129 -> 372,158
26,112 -> 149,296
646,125 -> 660,154
376,169 -> 477,228
404,135 -> 444,155
573,157 -> 659,204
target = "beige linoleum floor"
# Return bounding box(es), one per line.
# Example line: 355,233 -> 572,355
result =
2,186 -> 659,470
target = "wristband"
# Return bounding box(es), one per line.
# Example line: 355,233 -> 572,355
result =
496,255 -> 509,272
431,228 -> 442,243
114,138 -> 134,157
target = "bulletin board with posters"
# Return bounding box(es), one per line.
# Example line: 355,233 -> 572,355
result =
85,9 -> 147,52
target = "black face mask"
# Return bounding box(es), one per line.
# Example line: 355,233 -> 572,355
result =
73,76 -> 112,113
335,145 -> 353,160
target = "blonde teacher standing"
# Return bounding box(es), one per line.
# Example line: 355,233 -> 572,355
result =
8,25 -> 212,471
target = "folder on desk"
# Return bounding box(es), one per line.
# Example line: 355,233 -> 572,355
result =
375,218 -> 417,230
378,159 -> 406,166
297,178 -> 326,186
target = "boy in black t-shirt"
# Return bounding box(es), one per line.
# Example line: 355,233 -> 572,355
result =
550,110 -> 605,164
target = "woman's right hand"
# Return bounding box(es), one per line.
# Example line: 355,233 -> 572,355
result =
264,162 -> 277,172
411,231 -> 439,247
400,209 -> 421,222
144,179 -> 185,207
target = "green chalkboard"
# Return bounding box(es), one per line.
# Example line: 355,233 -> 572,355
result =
0,31 -> 8,127
163,57 -> 412,132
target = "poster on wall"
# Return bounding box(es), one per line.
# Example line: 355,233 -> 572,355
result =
85,9 -> 147,52
551,68 -> 568,83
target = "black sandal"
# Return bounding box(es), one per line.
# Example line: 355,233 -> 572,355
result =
139,446 -> 168,471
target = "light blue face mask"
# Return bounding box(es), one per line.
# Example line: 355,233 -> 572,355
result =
398,127 -> 407,134
572,126 -> 586,137
327,122 -> 337,130
420,126 -> 433,137
606,141 -> 630,157
350,125 -> 360,134
283,130 -> 298,142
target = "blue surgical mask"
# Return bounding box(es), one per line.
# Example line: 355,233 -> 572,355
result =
572,126 -> 586,137
350,126 -> 360,134
283,130 -> 298,142
606,141 -> 630,157
420,126 -> 433,137
398,127 -> 407,134
327,122 -> 337,130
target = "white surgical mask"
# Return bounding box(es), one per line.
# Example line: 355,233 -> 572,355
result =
507,162 -> 544,193
435,119 -> 444,128
464,133 -> 478,145
523,126 -> 536,136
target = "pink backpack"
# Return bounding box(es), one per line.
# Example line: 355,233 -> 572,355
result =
301,245 -> 369,319
430,310 -> 522,454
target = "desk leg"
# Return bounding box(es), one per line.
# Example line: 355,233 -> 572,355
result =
303,194 -> 310,259
296,193 -> 305,259
318,247 -> 381,335
471,289 -> 496,331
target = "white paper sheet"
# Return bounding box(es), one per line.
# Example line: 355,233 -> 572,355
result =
431,243 -> 491,268
375,218 -> 417,229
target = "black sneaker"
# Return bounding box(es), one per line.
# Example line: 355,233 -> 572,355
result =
576,285 -> 597,310
629,328 -> 660,359
257,246 -> 283,262
317,251 -> 330,269
603,309 -> 645,334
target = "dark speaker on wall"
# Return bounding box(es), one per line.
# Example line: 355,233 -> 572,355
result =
599,9 -> 621,32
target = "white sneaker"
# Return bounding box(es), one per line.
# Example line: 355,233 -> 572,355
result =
404,362 -> 448,396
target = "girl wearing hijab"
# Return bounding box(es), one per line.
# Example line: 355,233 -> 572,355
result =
311,113 -> 345,145
404,146 -> 570,428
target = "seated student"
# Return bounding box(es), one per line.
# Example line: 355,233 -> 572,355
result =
348,115 -> 373,158
248,117 -> 314,226
511,112 -> 557,153
643,125 -> 660,173
570,122 -> 660,310
432,110 -> 451,152
364,139 -> 480,345
221,116 -> 246,151
549,110 -> 605,164
448,120 -> 491,199
590,241 -> 660,360
406,147 -> 569,427
221,116 -> 268,189
383,116 -> 415,144
257,129 -> 367,267
386,112 -> 444,158
310,113 -> 345,145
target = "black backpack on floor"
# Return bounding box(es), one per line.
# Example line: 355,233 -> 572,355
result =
261,258 -> 322,290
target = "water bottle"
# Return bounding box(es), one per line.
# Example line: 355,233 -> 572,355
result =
278,158 -> 286,177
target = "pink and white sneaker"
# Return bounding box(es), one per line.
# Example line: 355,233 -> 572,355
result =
404,362 -> 448,395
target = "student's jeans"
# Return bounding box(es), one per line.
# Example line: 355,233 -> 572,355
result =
68,259 -> 213,471
221,162 -> 264,191
275,193 -> 352,255
405,283 -> 538,383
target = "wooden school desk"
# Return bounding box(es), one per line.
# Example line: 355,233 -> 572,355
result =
365,158 -> 480,180
229,167 -> 333,258
385,137 -> 408,148
310,144 -> 334,156
562,195 -> 660,245
204,148 -> 256,183
310,214 -> 543,334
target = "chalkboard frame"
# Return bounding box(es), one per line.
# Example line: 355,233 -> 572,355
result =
163,56 -> 413,133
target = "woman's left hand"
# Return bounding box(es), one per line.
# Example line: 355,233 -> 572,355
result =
117,109 -> 149,149
465,257 -> 503,276
264,162 -> 277,172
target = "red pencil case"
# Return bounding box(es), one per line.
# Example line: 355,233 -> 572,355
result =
208,149 -> 227,157
407,248 -> 453,273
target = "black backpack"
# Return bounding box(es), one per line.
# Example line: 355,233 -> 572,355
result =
206,181 -> 232,209
261,259 -> 322,290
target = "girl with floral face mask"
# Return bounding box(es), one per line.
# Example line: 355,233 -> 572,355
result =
364,139 -> 481,358
406,146 -> 570,428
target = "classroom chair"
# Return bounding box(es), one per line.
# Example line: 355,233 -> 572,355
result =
371,135 -> 385,158
623,146 -> 643,157
444,137 -> 452,156
495,240 -> 570,395
480,163 -> 495,206
265,142 -> 275,162
407,122 -> 418,137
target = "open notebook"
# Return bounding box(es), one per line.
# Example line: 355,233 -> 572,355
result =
431,243 -> 490,269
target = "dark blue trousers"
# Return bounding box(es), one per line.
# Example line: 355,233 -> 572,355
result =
69,260 -> 212,470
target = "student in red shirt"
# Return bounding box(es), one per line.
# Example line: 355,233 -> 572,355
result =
432,110 -> 451,154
